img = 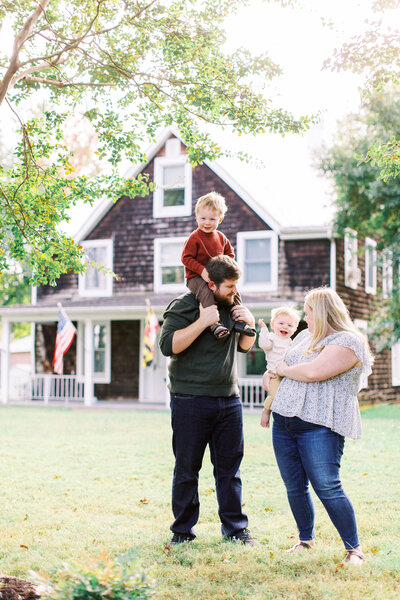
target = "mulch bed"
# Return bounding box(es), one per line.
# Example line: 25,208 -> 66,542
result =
0,575 -> 41,600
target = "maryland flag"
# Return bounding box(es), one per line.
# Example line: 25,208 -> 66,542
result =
142,303 -> 160,368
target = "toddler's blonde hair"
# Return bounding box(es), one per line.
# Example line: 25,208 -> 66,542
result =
195,192 -> 227,218
270,306 -> 301,327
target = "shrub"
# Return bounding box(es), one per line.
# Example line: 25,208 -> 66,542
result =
33,552 -> 153,600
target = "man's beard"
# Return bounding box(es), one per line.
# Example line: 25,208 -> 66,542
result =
214,294 -> 235,309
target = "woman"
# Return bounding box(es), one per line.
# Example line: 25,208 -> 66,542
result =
263,287 -> 373,566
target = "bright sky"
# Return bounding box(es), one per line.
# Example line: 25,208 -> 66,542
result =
215,0 -> 390,227
2,0 -> 399,230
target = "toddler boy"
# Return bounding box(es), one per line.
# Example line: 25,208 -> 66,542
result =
182,192 -> 256,340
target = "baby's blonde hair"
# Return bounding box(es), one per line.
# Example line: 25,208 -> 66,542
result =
270,306 -> 301,327
195,192 -> 227,218
304,287 -> 373,362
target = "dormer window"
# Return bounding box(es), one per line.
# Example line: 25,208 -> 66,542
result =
153,150 -> 192,218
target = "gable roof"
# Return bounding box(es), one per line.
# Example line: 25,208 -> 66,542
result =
75,127 -> 282,242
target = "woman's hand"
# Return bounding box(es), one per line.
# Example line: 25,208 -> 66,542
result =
276,361 -> 288,377
262,371 -> 276,392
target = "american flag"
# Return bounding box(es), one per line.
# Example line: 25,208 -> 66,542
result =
52,308 -> 77,374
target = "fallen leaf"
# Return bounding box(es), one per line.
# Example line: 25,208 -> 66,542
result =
269,551 -> 274,558
264,507 -> 274,512
23,514 -> 29,520
20,544 -> 29,550
139,497 -> 150,504
163,543 -> 172,555
361,473 -> 368,476
371,548 -> 378,554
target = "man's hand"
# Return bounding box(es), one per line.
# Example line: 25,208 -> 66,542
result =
171,303 -> 219,354
199,303 -> 219,328
231,305 -> 256,351
201,268 -> 210,283
231,305 -> 255,328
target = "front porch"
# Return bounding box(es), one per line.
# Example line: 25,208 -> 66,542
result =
8,371 -> 265,409
0,298 -> 268,408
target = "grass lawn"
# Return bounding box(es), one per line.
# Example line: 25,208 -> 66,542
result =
0,403 -> 399,599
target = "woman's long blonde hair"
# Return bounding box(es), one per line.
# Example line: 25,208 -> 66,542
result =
304,287 -> 373,362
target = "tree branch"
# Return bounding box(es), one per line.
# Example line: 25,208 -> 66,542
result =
18,76 -> 116,88
0,0 -> 50,105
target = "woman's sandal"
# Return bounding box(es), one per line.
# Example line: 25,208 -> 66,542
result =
286,541 -> 315,554
210,323 -> 230,340
342,549 -> 365,566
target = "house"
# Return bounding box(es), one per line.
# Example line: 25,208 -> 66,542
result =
0,128 -> 399,406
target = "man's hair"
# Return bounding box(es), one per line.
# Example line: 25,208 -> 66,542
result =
271,306 -> 301,327
195,192 -> 227,218
206,255 -> 241,285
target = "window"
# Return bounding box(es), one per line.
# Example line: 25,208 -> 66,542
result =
153,156 -> 192,218
77,321 -> 111,383
344,228 -> 360,289
382,249 -> 393,299
365,237 -> 377,295
392,341 -> 400,386
236,231 -> 278,292
93,322 -> 111,382
154,237 -> 186,292
79,239 -> 113,297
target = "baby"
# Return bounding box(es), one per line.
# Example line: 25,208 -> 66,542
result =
258,306 -> 300,428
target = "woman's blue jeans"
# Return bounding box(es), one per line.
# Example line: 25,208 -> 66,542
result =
170,393 -> 248,537
272,412 -> 360,550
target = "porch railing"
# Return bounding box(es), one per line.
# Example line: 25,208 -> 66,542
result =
10,373 -> 85,404
10,373 -> 262,407
238,377 -> 265,410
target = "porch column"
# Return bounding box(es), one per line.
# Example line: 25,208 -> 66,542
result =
84,319 -> 95,406
0,319 -> 10,404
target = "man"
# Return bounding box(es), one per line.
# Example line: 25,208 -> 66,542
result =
159,255 -> 258,546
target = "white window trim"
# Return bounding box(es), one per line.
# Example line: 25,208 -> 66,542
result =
391,340 -> 400,387
154,236 -> 187,293
365,237 -> 377,295
236,230 -> 278,292
78,239 -> 113,297
344,228 -> 360,289
77,321 -> 111,383
382,249 -> 393,299
354,319 -> 369,389
153,155 -> 192,218
93,321 -> 111,384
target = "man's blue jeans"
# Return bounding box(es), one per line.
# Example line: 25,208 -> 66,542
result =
170,393 -> 248,537
272,412 -> 360,550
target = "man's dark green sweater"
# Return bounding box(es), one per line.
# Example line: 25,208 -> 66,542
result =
159,293 -> 248,397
